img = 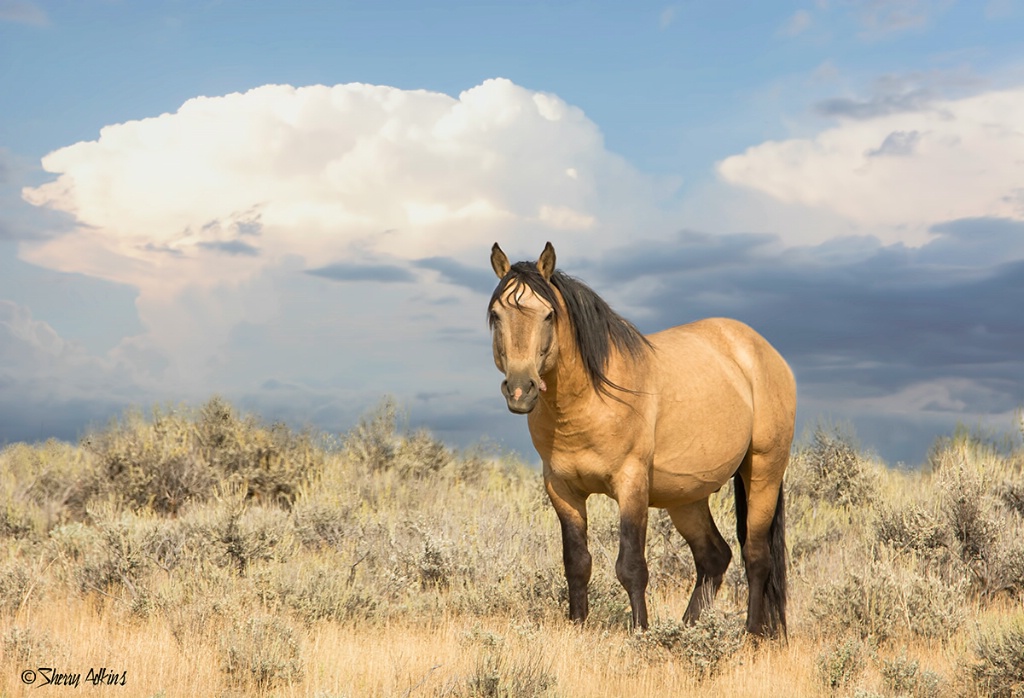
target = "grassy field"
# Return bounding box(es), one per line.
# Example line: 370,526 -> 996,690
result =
2,396 -> 1024,697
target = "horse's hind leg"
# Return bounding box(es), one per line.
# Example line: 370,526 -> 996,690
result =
667,499 -> 732,623
736,451 -> 788,638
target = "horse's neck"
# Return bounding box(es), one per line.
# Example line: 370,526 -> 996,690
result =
540,321 -> 594,415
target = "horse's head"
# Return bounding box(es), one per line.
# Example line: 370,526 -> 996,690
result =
487,242 -> 561,414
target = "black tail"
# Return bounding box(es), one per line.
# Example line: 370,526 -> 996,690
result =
734,474 -> 748,548
733,476 -> 788,640
767,487 -> 788,639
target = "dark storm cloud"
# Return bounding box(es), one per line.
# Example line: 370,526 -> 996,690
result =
305,262 -> 416,283
582,230 -> 775,283
816,89 -> 933,119
593,219 -> 1024,362
813,69 -> 984,122
414,256 -> 498,295
576,218 -> 1024,464
921,217 -> 1024,266
142,242 -> 184,256
197,239 -> 260,256
0,396 -> 126,445
236,220 -> 262,237
603,226 -> 1024,386
415,390 -> 460,402
867,130 -> 922,157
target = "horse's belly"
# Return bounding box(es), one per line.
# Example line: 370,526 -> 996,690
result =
648,441 -> 748,507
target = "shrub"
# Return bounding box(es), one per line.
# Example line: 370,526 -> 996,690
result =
915,670 -> 948,698
220,616 -> 304,691
393,428 -> 454,477
992,535 -> 1024,594
811,565 -> 901,642
48,510 -> 157,598
874,502 -> 948,558
0,439 -> 92,535
259,561 -> 380,625
938,463 -> 997,568
82,397 -> 323,515
790,424 -> 875,507
0,502 -> 35,540
292,498 -> 354,550
462,649 -> 556,698
810,558 -> 964,642
645,509 -> 697,587
1,626 -> 66,668
999,478 -> 1024,517
817,637 -> 865,690
158,564 -> 238,647
344,396 -> 399,472
83,406 -> 214,515
967,614 -> 1024,698
214,503 -> 296,574
880,651 -> 919,695
0,558 -> 34,613
342,397 -> 471,481
629,608 -> 745,679
194,398 -> 323,508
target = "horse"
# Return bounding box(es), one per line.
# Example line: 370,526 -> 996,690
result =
487,242 -> 796,637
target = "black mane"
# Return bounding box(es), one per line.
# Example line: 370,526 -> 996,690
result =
488,261 -> 652,399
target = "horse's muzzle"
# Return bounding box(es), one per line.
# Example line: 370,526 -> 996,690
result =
501,377 -> 540,414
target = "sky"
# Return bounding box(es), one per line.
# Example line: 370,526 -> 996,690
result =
1,0 -> 1023,467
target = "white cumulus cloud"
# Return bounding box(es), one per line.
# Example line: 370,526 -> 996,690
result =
19,78 -> 677,392
716,86 -> 1024,244
22,79 -> 670,284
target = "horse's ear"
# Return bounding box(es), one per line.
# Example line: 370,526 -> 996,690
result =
537,241 -> 556,281
490,243 -> 511,279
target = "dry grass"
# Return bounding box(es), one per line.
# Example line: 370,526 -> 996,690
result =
1,400 -> 1023,697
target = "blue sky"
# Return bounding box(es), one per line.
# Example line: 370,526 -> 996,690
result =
2,0 -> 1023,466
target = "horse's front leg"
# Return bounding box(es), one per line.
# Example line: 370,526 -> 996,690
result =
615,468 -> 650,631
545,475 -> 592,624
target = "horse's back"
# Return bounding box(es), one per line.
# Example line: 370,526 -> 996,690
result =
650,317 -> 794,408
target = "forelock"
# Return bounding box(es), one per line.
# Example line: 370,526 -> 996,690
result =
487,261 -> 560,322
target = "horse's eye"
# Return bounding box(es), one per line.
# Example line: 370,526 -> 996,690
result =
489,310 -> 500,325
544,311 -> 554,323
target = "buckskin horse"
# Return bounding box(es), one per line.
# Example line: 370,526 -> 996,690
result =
487,242 -> 796,637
